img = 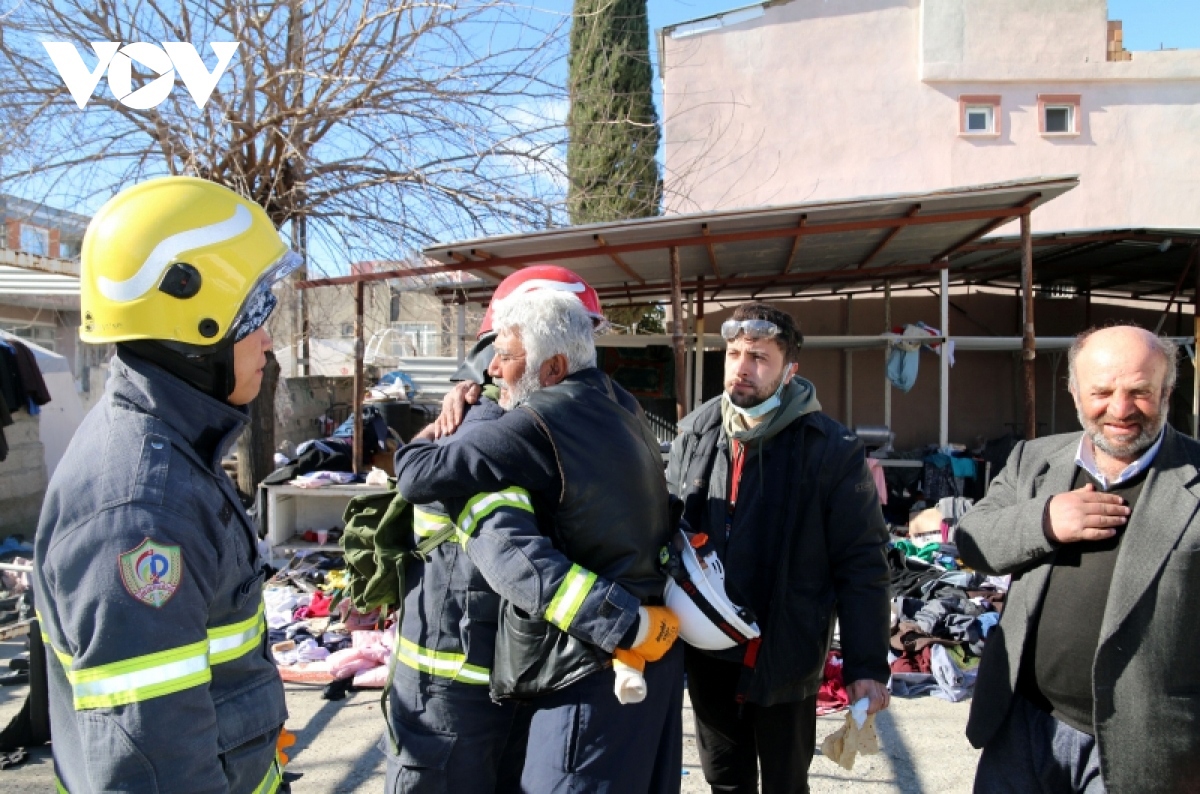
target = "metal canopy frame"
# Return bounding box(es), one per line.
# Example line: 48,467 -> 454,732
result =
296,176 -> 1087,447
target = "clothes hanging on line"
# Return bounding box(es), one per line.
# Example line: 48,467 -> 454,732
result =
0,335 -> 52,463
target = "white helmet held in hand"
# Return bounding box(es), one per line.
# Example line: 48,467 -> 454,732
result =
662,530 -> 760,651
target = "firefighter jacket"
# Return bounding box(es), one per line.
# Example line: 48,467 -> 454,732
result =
391,398 -> 506,689
394,368 -> 672,697
33,349 -> 287,794
666,393 -> 892,707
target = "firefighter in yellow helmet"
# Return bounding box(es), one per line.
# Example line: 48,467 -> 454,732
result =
33,177 -> 296,793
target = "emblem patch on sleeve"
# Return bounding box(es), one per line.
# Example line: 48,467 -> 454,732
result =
118,538 -> 183,608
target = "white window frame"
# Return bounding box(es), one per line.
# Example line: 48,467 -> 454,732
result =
964,106 -> 994,134
1043,105 -> 1074,134
1038,94 -> 1081,136
958,95 -> 1001,137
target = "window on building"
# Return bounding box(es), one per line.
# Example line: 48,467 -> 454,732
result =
959,95 -> 1001,136
19,224 -> 50,256
1038,95 -> 1080,135
965,106 -> 993,133
390,322 -> 439,357
0,321 -> 57,352
341,322 -> 354,337
390,293 -> 401,323
1044,106 -> 1072,133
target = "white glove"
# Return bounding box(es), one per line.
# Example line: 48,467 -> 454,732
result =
613,655 -> 647,704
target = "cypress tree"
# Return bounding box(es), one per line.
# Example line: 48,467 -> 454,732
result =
567,0 -> 662,223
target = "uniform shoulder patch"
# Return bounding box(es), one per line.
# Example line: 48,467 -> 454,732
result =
118,538 -> 183,608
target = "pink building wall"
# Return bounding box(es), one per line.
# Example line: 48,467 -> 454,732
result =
661,0 -> 1200,234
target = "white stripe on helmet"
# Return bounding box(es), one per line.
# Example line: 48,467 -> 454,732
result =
97,204 -> 254,303
496,278 -> 586,305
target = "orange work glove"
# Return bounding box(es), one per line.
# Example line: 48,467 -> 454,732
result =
276,727 -> 296,765
630,606 -> 680,663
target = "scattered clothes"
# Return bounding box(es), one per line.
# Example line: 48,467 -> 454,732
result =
0,747 -> 28,770
266,552 -> 392,691
292,471 -> 358,488
930,644 -> 977,702
882,541 -> 1004,699
866,459 -> 888,505
817,652 -> 849,715
977,612 -> 1001,637
323,678 -> 355,701
276,661 -> 335,685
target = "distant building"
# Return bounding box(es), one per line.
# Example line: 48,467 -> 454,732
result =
0,195 -> 90,360
270,260 -> 486,376
658,0 -> 1200,448
661,0 -> 1200,232
0,195 -> 93,536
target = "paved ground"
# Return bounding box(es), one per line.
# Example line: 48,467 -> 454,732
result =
0,636 -> 981,792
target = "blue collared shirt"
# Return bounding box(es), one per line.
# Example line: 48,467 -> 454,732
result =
1074,429 -> 1165,490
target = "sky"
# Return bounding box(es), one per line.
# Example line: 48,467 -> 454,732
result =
646,0 -> 1200,52
6,0 -> 1197,274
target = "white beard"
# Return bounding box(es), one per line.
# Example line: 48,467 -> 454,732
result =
498,368 -> 543,410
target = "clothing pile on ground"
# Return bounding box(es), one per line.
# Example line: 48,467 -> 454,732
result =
0,536 -> 34,634
264,551 -> 394,700
884,527 -> 1009,703
0,335 -> 51,462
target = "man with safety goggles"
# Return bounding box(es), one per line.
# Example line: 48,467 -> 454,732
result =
667,301 -> 892,793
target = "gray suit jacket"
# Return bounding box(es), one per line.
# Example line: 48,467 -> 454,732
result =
957,427 -> 1200,794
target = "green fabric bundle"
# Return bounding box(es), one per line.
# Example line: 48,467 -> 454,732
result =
340,484 -> 413,613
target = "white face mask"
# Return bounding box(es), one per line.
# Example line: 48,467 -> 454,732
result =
725,364 -> 796,419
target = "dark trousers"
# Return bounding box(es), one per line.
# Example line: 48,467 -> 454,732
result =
518,642 -> 685,793
383,671 -> 527,794
973,694 -> 1106,794
685,647 -> 818,794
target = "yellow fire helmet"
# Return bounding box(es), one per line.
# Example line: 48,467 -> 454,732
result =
80,176 -> 301,349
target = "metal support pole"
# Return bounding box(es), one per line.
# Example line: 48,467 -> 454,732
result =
694,277 -> 706,411
669,247 -> 687,420
297,213 -> 309,377
883,280 -> 892,432
456,300 -> 466,362
939,267 -> 949,448
353,280 -> 365,476
1193,261 -> 1200,438
1084,276 -> 1092,328
684,293 -> 694,413
1049,351 -> 1063,435
844,294 -> 854,428
1021,212 -> 1037,440
1156,244 -> 1198,335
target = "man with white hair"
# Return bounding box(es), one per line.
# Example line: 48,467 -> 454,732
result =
959,324 -> 1200,793
394,284 -> 684,792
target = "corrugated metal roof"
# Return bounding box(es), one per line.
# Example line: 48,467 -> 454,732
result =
419,176 -> 1078,305
947,228 -> 1200,302
0,251 -> 80,296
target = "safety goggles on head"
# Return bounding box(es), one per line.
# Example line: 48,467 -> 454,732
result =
721,319 -> 781,342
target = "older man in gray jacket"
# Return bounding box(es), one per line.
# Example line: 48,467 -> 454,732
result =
958,325 -> 1200,794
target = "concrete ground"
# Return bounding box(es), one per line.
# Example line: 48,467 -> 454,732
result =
0,632 -> 981,793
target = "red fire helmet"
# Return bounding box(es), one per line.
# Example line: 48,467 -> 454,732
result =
478,265 -> 606,339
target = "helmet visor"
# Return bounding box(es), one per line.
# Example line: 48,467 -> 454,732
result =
228,249 -> 303,342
